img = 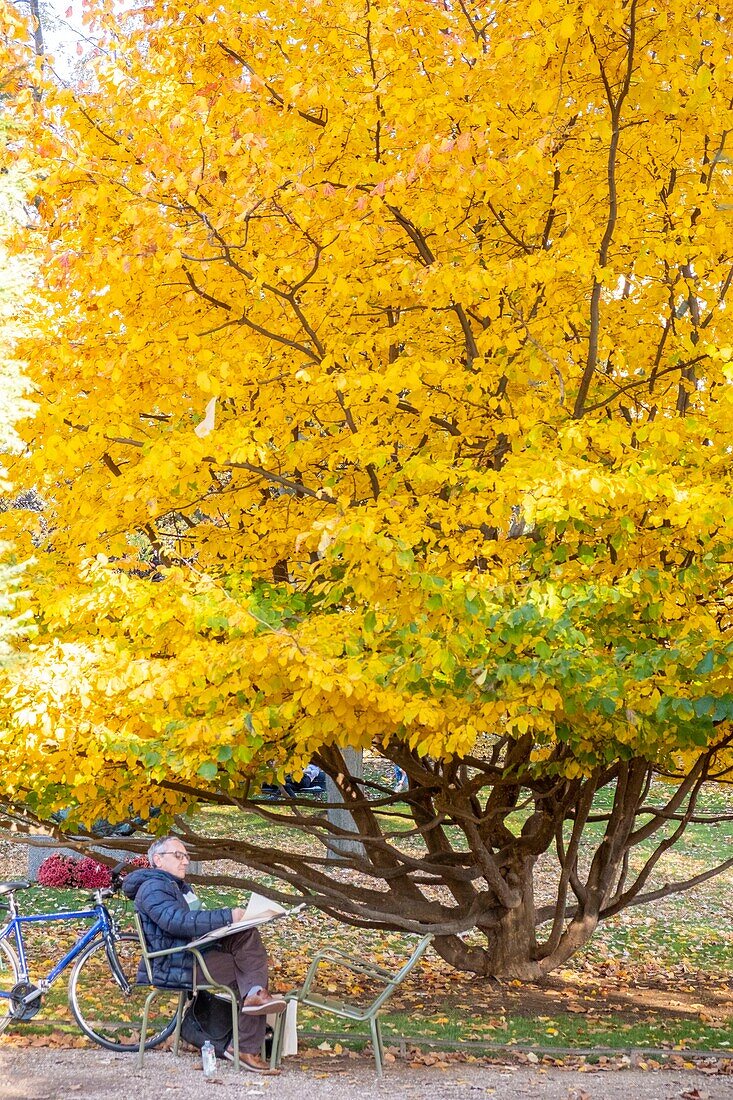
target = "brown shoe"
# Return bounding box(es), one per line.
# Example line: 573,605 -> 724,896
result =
241,988 -> 287,1015
223,1049 -> 281,1075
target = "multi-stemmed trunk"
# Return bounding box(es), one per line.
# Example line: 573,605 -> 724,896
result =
7,736 -> 730,980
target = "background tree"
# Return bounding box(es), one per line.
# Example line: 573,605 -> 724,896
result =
2,0 -> 733,978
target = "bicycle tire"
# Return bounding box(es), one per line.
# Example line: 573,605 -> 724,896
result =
0,939 -> 20,1031
68,933 -> 179,1052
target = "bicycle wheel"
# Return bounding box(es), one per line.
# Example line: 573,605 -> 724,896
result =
0,938 -> 20,1031
68,933 -> 179,1051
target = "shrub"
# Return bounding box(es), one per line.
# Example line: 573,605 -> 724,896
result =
126,855 -> 150,869
37,853 -> 77,887
72,857 -> 112,888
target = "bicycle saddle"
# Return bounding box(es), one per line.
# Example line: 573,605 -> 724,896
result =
0,880 -> 31,895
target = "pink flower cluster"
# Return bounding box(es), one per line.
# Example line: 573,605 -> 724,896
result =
37,853 -> 150,888
126,855 -> 150,869
37,853 -> 77,887
73,857 -> 113,888
37,854 -> 112,888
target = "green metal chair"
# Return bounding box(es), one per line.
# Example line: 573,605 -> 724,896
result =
269,933 -> 433,1075
132,912 -> 241,1070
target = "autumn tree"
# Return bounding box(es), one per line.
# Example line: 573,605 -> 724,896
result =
2,0 -> 733,978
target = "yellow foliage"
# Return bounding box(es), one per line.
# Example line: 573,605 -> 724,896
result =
1,0 -> 733,821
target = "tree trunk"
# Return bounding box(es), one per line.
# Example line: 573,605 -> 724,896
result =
487,883 -> 541,978
431,934 -> 494,976
432,854 -> 545,978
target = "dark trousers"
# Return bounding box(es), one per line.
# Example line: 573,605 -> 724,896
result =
196,929 -> 268,1054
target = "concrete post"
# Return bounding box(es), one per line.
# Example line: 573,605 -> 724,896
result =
325,747 -> 365,860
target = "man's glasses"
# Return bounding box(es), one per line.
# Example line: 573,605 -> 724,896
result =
160,850 -> 189,861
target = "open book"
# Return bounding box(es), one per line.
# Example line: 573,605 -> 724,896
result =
186,892 -> 305,949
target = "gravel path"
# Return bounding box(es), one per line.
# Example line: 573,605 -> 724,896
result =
0,1049 -> 731,1100
0,841 -> 30,880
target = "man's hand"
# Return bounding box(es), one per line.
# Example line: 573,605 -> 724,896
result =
231,906 -> 247,922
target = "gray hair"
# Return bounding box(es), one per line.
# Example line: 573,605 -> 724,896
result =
148,835 -> 185,867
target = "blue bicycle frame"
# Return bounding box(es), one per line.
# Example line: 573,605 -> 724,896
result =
0,888 -> 121,1009
0,874 -> 177,1054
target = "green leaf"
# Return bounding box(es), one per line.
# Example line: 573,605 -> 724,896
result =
673,698 -> 695,720
713,697 -> 733,722
197,761 -> 218,781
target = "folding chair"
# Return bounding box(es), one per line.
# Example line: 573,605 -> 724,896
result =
133,912 -> 241,1070
270,933 -> 433,1075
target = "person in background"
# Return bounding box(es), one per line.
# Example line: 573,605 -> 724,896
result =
261,762 -> 326,798
124,835 -> 284,1074
285,763 -> 326,795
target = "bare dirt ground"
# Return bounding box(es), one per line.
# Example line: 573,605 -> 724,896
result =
1,1048 -> 732,1100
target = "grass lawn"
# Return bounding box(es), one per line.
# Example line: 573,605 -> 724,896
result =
1,780 -> 731,1055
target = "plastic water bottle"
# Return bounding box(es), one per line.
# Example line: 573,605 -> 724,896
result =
201,1040 -> 217,1079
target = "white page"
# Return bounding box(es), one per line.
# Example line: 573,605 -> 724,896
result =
185,900 -> 304,949
245,892 -> 287,921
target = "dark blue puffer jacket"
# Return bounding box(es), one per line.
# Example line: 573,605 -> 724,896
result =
123,868 -> 233,988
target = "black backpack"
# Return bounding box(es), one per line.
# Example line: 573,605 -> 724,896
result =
179,991 -> 274,1059
179,990 -> 233,1057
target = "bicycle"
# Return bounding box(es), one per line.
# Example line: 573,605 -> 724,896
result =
0,870 -> 179,1052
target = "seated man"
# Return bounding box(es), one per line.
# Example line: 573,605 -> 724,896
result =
262,762 -> 327,798
124,835 -> 283,1074
285,763 -> 326,796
